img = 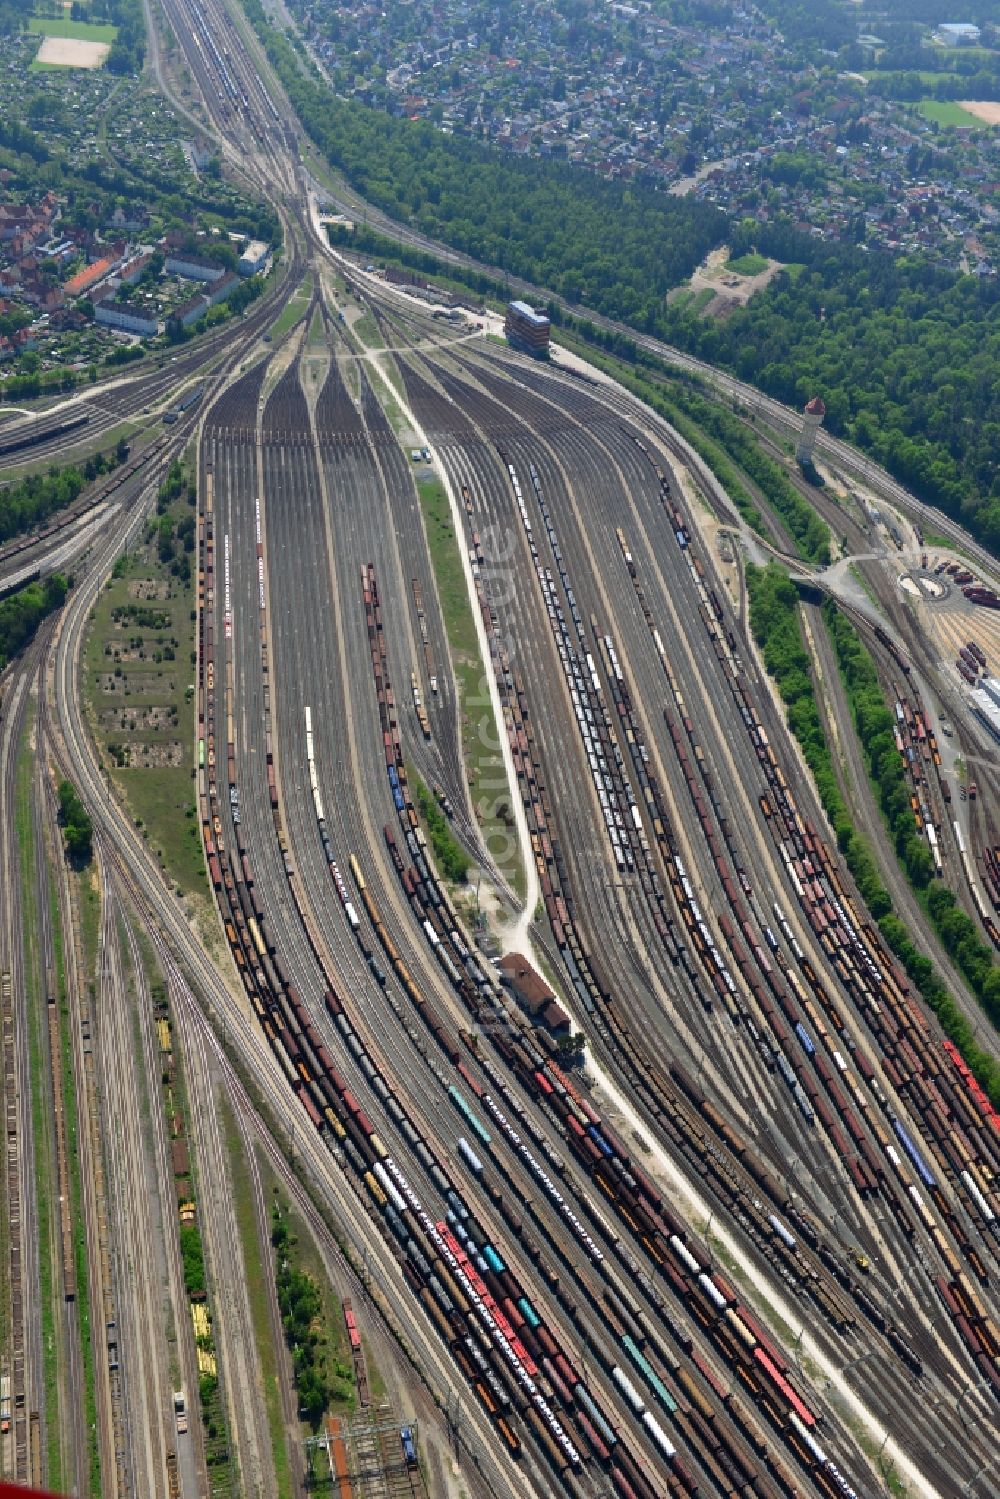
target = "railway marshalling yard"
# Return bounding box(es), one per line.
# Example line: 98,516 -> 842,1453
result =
1,2 -> 1000,1498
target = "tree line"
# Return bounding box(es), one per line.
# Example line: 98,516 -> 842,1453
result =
648,374 -> 831,563
414,773 -> 470,883
0,571 -> 68,670
825,603 -> 1000,1041
272,1202 -> 352,1426
747,562 -> 1000,1107
0,441 -> 128,545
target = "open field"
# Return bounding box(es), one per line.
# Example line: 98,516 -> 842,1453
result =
268,271 -> 312,339
28,15 -> 118,41
33,35 -> 110,67
726,251 -> 769,277
82,470 -> 207,900
916,99 -> 986,127
670,244 -> 787,318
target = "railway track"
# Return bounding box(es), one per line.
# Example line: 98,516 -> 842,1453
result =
2,0 -> 991,1491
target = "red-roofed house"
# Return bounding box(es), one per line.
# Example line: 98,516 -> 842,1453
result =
64,254 -> 117,298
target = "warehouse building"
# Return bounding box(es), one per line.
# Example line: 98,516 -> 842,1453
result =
935,23 -> 980,45
238,239 -> 269,276
498,952 -> 570,1033
970,681 -> 1000,745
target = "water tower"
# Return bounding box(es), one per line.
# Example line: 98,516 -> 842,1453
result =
796,395 -> 825,464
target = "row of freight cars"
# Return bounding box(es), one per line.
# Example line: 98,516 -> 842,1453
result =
647,444 -> 1000,1259
950,821 -> 1000,953
956,639 -> 988,687
0,407 -> 88,459
890,684 -> 946,872
840,610 -> 998,951
360,554 -> 869,1496
485,413 -> 1000,1463
507,460 -> 634,875
209,508 -> 718,1494
662,432 -> 1000,1393
634,446 -> 1000,1398
511,428 -> 997,1407
459,457 -> 879,1498
197,495 -> 638,1488
934,558 -> 1000,610
1,970 -> 31,1485
980,846 -> 1000,921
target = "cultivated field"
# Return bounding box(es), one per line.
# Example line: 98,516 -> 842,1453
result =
958,100 -> 1000,126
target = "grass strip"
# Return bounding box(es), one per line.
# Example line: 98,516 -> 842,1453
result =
726,252 -> 769,276
414,474 -> 524,896
351,311 -> 383,348
220,1100 -> 293,1499
82,462 -> 208,903
269,273 -> 313,339
270,1195 -> 355,1424
27,16 -> 118,40
409,765 -> 470,883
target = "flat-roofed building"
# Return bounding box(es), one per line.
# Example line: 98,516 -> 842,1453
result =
935,22 -> 980,45
165,252 -> 227,283
505,299 -> 551,356
94,296 -> 158,337
238,239 -> 269,276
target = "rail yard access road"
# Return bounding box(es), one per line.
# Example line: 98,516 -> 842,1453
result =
0,0 -> 998,1496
